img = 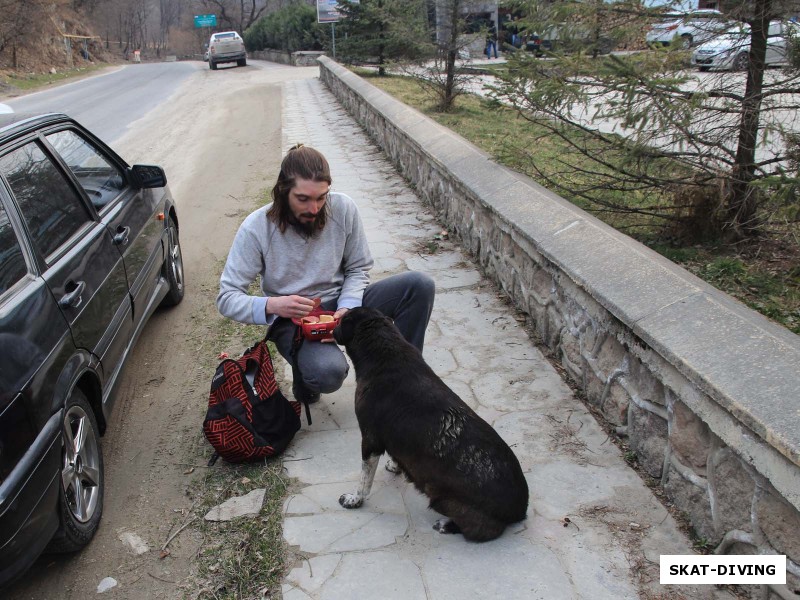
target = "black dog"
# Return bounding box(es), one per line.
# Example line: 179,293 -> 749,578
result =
333,307 -> 529,542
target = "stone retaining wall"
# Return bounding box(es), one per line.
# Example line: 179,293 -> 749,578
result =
250,49 -> 324,66
318,56 -> 800,598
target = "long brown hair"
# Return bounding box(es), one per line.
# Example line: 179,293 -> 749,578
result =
268,144 -> 332,233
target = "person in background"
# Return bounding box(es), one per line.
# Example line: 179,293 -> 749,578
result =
485,26 -> 498,59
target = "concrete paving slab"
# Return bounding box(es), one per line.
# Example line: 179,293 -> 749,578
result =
318,551 -> 428,600
283,427 -> 363,484
287,554 -> 343,594
421,537 -> 575,600
277,74 -> 733,600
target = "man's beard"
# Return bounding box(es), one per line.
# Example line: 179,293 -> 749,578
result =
288,213 -> 323,239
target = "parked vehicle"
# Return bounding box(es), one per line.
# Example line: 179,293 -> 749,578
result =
0,112 -> 184,587
208,31 -> 247,70
525,27 -> 614,55
646,9 -> 729,48
692,20 -> 799,71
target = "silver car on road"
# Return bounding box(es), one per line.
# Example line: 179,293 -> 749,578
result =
208,31 -> 247,70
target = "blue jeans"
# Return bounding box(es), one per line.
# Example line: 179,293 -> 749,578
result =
486,41 -> 497,58
268,271 -> 435,395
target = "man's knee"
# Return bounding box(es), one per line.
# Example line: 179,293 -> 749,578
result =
407,271 -> 435,301
307,361 -> 349,394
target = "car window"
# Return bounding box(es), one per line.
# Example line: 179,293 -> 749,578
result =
0,202 -> 27,296
214,33 -> 237,40
46,130 -> 126,211
768,22 -> 783,37
0,142 -> 93,264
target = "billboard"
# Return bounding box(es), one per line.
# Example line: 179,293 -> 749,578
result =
317,0 -> 342,23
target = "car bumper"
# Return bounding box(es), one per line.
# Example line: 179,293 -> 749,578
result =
210,52 -> 246,63
692,53 -> 734,70
0,410 -> 62,587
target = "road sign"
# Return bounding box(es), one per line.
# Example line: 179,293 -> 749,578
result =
194,14 -> 217,28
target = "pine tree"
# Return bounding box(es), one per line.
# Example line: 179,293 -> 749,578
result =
492,0 -> 800,240
336,0 -> 433,76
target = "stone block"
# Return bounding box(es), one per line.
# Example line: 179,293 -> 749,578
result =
531,267 -> 554,305
708,447 -> 753,536
601,382 -> 630,426
628,402 -> 668,478
627,358 -> 666,406
584,368 -> 605,407
560,330 -> 582,380
663,463 -> 715,542
595,334 -> 627,377
670,400 -> 711,472
582,322 -> 605,359
545,305 -> 565,350
756,486 -> 800,563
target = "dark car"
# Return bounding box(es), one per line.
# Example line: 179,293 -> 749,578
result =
0,112 -> 184,587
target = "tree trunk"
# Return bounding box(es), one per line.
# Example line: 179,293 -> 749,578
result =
726,0 -> 772,237
378,3 -> 385,77
442,0 -> 460,111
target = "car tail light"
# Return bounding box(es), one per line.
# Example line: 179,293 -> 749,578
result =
666,24 -> 678,31
0,394 -> 37,485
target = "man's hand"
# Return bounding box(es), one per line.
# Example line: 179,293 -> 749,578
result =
321,307 -> 349,343
267,295 -> 316,319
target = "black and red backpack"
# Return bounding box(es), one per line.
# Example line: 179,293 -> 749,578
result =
203,339 -> 302,463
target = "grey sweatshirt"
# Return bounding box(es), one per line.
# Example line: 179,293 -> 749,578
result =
217,192 -> 373,325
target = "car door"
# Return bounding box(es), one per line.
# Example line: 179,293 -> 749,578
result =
43,127 -> 165,342
0,138 -> 132,384
765,21 -> 787,65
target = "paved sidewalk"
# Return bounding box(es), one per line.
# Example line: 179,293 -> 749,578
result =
277,76 -> 733,600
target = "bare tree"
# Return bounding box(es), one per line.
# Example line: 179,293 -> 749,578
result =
0,0 -> 65,68
407,0 -> 476,112
195,0 -> 269,33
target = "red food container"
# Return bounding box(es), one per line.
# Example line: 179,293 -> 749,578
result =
292,311 -> 338,341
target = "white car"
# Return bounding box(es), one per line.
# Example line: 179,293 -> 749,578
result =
691,20 -> 799,71
646,9 -> 729,48
208,31 -> 247,70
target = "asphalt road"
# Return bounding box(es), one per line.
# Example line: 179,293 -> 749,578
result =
4,61 -> 200,144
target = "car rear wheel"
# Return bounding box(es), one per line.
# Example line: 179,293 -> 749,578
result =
160,215 -> 184,307
733,52 -> 749,71
47,389 -> 104,553
237,58 -> 247,67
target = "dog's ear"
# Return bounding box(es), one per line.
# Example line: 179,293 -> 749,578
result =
333,312 -> 356,346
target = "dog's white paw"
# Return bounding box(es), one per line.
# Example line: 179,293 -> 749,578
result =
433,518 -> 460,534
339,493 -> 364,509
385,457 -> 402,474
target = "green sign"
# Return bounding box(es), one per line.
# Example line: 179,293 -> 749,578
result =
194,14 -> 217,28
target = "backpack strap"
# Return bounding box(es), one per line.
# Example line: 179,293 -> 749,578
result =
267,321 -> 312,426
289,329 -> 313,426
